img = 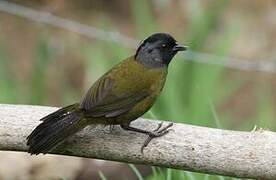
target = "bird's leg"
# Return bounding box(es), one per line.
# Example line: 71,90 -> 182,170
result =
120,122 -> 173,153
109,124 -> 115,132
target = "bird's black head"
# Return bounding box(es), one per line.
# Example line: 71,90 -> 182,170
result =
135,33 -> 187,68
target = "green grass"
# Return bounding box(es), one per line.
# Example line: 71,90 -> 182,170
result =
98,171 -> 108,180
0,47 -> 19,103
129,164 -> 145,180
30,35 -> 52,104
0,0 -> 273,180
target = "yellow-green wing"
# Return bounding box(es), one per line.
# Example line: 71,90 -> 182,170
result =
80,75 -> 148,118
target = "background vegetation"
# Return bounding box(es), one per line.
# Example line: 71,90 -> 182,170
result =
0,0 -> 275,179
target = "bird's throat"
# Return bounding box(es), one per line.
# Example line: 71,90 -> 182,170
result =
135,55 -> 167,69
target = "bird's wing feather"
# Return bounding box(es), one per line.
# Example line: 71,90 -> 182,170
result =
80,75 -> 148,118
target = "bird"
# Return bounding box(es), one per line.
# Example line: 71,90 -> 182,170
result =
26,33 -> 187,155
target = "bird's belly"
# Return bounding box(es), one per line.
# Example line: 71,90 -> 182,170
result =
113,75 -> 166,124
113,95 -> 156,124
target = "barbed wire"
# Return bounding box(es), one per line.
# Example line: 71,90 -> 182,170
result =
0,0 -> 276,73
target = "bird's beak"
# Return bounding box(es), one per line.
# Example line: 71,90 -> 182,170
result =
173,43 -> 188,52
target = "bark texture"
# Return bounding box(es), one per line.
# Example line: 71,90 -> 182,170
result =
0,104 -> 275,179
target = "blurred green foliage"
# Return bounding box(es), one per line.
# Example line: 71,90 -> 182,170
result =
0,45 -> 18,103
0,0 -> 272,179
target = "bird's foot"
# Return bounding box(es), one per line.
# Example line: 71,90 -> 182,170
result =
141,122 -> 173,153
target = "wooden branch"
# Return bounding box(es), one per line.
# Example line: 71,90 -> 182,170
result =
0,104 -> 275,179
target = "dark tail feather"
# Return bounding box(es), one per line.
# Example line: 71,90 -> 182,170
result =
27,104 -> 86,155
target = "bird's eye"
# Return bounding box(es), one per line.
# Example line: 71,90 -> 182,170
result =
161,44 -> 167,48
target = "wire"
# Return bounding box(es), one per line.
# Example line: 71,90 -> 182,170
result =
0,0 -> 138,48
184,51 -> 276,73
0,0 -> 275,73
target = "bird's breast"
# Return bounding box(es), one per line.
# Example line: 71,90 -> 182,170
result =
111,59 -> 168,123
111,58 -> 168,96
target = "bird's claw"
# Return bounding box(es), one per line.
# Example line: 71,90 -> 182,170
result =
153,122 -> 163,132
141,122 -> 173,153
